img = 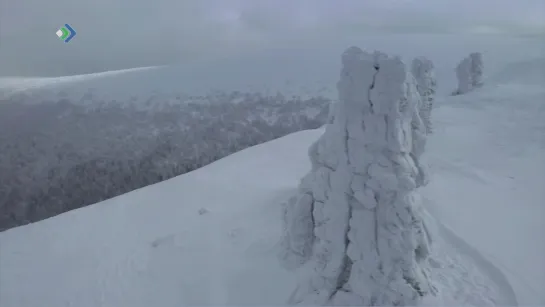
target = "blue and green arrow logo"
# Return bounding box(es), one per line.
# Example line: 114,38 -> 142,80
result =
56,24 -> 76,43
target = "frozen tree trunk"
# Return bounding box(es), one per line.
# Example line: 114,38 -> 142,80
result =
281,46 -> 433,306
454,52 -> 484,95
411,57 -> 437,134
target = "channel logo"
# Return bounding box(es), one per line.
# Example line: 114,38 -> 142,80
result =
56,24 -> 76,43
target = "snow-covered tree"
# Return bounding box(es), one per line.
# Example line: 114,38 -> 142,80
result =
280,47 -> 433,306
454,52 -> 484,95
412,57 -> 437,134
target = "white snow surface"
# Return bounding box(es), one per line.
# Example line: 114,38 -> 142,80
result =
1,36 -> 544,306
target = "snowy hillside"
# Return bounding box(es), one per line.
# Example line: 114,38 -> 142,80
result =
1,55 -> 544,306
0,79 -> 330,231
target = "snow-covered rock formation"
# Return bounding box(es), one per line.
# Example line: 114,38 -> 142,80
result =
327,102 -> 337,124
280,46 -> 432,305
412,57 -> 437,134
470,52 -> 484,88
454,52 -> 484,95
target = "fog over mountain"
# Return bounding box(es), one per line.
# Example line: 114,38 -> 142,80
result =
1,0 -> 544,76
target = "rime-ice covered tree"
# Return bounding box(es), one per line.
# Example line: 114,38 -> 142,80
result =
412,57 -> 437,134
454,52 -> 484,95
280,47 -> 433,306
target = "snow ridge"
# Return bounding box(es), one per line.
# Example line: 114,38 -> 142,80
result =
281,47 -> 432,305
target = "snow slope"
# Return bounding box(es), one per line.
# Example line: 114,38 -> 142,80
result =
424,85 -> 545,305
0,66 -> 161,102
1,56 -> 544,306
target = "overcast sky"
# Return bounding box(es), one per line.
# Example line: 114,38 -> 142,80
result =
1,0 -> 544,76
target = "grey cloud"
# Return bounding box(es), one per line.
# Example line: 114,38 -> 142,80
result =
0,0 -> 542,77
